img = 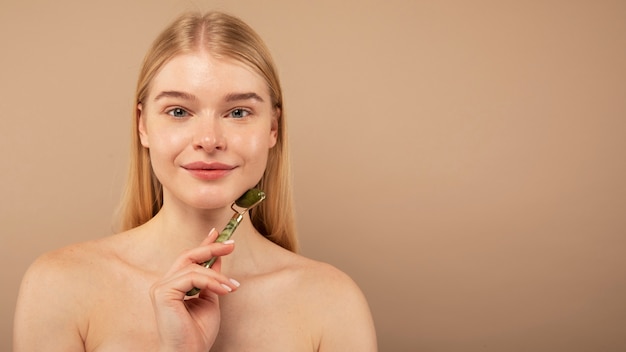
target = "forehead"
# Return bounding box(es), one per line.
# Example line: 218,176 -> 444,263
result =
148,51 -> 269,101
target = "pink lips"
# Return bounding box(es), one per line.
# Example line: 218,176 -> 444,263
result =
182,161 -> 236,180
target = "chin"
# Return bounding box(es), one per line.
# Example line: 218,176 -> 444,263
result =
163,177 -> 260,211
186,187 -> 250,210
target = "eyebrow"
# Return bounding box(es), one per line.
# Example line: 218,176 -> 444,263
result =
153,90 -> 265,104
224,92 -> 265,103
153,90 -> 198,102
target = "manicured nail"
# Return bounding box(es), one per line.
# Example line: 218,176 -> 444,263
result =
222,239 -> 235,245
221,283 -> 233,292
229,278 -> 240,287
207,228 -> 218,242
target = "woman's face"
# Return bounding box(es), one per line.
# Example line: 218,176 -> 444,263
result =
138,51 -> 278,211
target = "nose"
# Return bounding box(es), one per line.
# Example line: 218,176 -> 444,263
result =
192,117 -> 226,152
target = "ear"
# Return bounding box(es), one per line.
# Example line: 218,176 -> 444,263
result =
137,103 -> 150,148
269,107 -> 280,148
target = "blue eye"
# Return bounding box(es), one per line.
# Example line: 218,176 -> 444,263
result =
167,107 -> 188,118
230,109 -> 250,119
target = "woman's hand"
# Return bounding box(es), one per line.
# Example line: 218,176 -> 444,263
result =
150,229 -> 240,352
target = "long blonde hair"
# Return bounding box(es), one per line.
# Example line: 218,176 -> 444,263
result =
116,11 -> 298,252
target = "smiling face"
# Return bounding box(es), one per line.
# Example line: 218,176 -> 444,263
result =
137,51 -> 278,211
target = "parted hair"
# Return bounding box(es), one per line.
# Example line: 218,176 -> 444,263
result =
116,11 -> 298,252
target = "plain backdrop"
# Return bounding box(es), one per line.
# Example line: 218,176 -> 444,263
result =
1,0 -> 626,351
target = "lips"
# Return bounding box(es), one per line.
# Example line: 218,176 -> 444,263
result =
182,161 -> 236,180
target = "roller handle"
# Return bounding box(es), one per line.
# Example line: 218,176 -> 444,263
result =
185,213 -> 244,296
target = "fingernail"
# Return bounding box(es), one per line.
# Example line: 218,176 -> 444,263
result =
221,283 -> 233,292
208,228 -> 217,236
222,239 -> 235,245
229,278 -> 240,287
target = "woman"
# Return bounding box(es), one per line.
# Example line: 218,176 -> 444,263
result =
13,11 -> 377,351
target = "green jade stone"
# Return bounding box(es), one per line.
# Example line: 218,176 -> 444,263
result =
235,188 -> 266,208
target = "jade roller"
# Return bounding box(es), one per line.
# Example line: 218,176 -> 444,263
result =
186,188 -> 266,296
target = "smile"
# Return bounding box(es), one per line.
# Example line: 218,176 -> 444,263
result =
182,162 -> 236,180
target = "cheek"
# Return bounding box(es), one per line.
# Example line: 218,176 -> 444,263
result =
234,130 -> 273,164
244,128 -> 274,151
147,126 -> 189,162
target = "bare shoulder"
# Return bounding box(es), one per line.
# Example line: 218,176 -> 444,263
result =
21,235 -> 121,290
14,236 -> 123,351
21,240 -> 102,295
290,254 -> 365,300
16,234 -> 128,314
270,249 -> 378,351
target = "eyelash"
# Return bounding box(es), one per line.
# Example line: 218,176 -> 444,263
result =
228,108 -> 251,119
166,107 -> 189,119
164,107 -> 252,119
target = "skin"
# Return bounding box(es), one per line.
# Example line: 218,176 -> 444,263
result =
13,51 -> 377,351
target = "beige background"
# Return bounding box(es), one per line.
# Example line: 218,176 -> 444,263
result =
2,0 -> 625,351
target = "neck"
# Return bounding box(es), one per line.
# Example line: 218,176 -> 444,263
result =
140,200 -> 262,276
156,202 -> 235,245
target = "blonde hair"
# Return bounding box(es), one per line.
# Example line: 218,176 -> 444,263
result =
116,11 -> 298,252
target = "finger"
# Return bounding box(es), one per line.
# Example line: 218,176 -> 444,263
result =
197,258 -> 240,293
165,240 -> 235,276
200,228 -> 219,246
198,276 -> 241,300
191,272 -> 240,296
152,264 -> 240,300
210,255 -> 222,272
186,241 -> 235,266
